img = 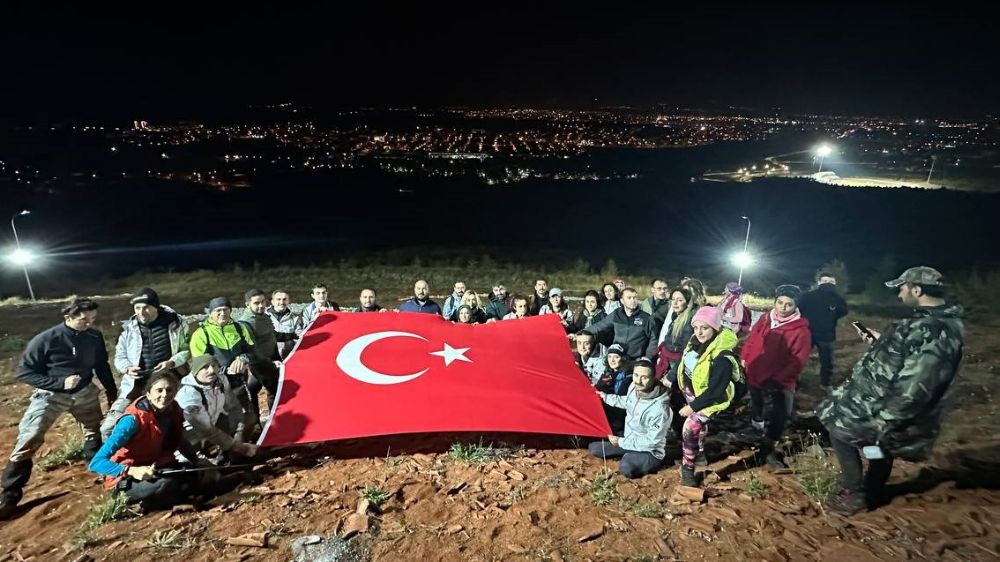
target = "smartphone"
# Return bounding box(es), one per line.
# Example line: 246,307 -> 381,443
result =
862,445 -> 885,460
852,320 -> 874,340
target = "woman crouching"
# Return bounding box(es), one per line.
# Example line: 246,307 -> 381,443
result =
88,372 -> 205,511
664,307 -> 744,487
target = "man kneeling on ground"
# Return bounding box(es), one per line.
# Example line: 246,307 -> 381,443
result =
176,355 -> 258,459
589,359 -> 670,478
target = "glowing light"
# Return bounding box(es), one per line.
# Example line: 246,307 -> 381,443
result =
8,248 -> 36,266
816,144 -> 833,157
731,251 -> 752,269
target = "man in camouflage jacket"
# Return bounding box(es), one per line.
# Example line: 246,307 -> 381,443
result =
817,266 -> 964,515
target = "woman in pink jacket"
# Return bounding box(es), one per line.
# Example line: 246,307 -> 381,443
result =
740,284 -> 812,468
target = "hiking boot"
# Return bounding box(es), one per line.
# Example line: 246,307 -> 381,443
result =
693,452 -> 709,467
0,493 -> 19,520
680,465 -> 701,488
764,452 -> 787,469
825,489 -> 867,516
82,436 -> 103,461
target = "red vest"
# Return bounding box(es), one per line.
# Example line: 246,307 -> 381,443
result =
103,398 -> 185,489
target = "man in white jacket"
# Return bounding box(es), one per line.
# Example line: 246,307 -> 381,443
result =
590,359 -> 671,478
176,355 -> 257,457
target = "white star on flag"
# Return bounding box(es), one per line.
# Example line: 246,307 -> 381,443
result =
429,343 -> 472,366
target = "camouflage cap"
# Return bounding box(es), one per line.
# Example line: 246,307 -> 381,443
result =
885,266 -> 944,288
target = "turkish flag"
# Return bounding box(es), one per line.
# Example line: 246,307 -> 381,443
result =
257,312 -> 611,446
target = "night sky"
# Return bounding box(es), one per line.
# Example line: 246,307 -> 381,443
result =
4,4 -> 999,121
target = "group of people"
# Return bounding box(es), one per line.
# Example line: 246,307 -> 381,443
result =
579,267 -> 963,517
0,266 -> 964,519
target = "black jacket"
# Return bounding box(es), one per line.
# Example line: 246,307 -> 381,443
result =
581,307 -> 658,360
798,284 -> 848,342
17,323 -> 116,395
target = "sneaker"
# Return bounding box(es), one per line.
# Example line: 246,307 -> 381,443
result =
825,489 -> 867,516
694,452 -> 709,467
680,465 -> 701,488
750,418 -> 766,433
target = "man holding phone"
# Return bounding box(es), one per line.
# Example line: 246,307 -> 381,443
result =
817,266 -> 964,515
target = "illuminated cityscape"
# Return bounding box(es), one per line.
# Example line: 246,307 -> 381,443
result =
3,107 -> 997,192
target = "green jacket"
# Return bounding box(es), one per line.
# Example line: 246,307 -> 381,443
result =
189,319 -> 256,367
817,304 -> 964,461
677,328 -> 741,417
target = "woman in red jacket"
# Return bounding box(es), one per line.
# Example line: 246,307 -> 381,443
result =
740,284 -> 812,468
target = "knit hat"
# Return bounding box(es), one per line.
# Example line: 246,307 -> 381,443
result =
606,344 -> 626,357
207,297 -> 232,311
724,282 -> 743,296
775,284 -> 802,301
633,357 -> 654,370
189,354 -> 219,375
691,306 -> 723,331
130,287 -> 160,308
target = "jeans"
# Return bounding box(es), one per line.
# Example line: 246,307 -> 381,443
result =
3,384 -> 104,502
830,436 -> 894,497
588,441 -> 664,479
814,340 -> 834,386
750,385 -> 795,441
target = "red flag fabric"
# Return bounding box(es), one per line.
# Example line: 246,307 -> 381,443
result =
257,312 -> 611,446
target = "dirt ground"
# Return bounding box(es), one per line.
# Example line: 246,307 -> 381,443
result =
0,296 -> 998,562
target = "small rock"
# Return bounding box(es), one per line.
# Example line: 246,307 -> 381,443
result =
577,523 -> 605,542
445,524 -> 463,535
507,470 -> 526,481
225,532 -> 268,548
341,513 -> 369,538
654,536 -> 675,557
549,551 -> 565,562
670,485 -> 706,504
171,504 -> 196,514
356,498 -> 370,514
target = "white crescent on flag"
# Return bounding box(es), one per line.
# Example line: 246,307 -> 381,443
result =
336,331 -> 430,385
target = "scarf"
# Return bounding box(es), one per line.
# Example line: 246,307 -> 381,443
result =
769,308 -> 802,329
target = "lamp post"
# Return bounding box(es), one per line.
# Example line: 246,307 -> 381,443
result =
816,144 -> 833,173
737,215 -> 751,286
10,210 -> 36,301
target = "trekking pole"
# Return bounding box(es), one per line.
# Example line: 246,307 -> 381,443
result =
154,463 -> 257,477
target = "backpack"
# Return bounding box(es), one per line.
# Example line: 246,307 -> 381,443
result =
716,349 -> 748,405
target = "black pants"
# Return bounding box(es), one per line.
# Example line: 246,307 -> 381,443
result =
248,361 -> 280,415
588,441 -> 664,479
750,384 -> 795,441
814,340 -> 834,386
115,473 -> 198,511
830,436 -> 894,498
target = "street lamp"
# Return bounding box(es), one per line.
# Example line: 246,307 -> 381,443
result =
815,144 -> 833,173
736,215 -> 751,285
10,210 -> 36,301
